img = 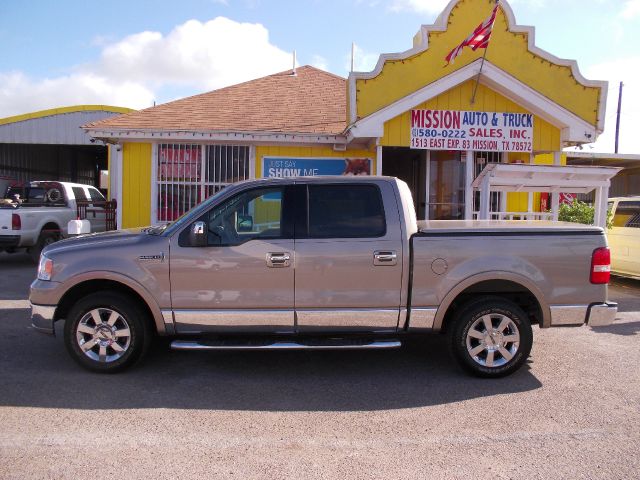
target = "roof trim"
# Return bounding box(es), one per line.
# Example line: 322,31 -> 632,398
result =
85,128 -> 348,145
347,0 -> 607,132
347,59 -> 597,146
471,163 -> 622,194
0,105 -> 135,127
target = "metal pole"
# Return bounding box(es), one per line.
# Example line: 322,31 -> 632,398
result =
615,81 -> 623,153
470,47 -> 489,105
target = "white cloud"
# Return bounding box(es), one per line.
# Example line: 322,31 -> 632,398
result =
96,17 -> 292,91
346,44 -> 379,73
311,55 -> 329,71
0,17 -> 293,117
0,71 -> 154,116
577,57 -> 640,154
621,0 -> 640,18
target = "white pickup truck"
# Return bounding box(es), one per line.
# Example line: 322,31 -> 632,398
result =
1,181 -> 108,261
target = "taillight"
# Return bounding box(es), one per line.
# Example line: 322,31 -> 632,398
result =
590,247 -> 611,284
11,213 -> 21,230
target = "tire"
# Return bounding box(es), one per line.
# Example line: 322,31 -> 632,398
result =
64,292 -> 151,373
29,231 -> 59,263
449,297 -> 533,378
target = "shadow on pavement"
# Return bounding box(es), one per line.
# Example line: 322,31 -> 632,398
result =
591,321 -> 640,337
0,313 -> 542,412
0,253 -> 36,300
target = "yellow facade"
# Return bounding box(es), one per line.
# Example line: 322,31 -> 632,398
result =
121,143 -> 152,229
353,0 -> 601,128
381,81 -> 561,152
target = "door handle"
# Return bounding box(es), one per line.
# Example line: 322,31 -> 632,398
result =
373,251 -> 397,266
267,252 -> 291,268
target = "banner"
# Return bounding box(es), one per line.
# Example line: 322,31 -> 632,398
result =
263,157 -> 372,178
411,109 -> 534,153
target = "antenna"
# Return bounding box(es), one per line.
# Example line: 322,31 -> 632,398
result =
615,81 -> 623,153
351,42 -> 355,72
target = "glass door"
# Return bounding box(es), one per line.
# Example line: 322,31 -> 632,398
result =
428,151 -> 465,220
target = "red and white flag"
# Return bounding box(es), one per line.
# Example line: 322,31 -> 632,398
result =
445,1 -> 500,66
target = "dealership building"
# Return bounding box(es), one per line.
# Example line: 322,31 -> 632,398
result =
80,0 -> 625,229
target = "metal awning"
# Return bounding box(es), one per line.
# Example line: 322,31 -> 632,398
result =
471,163 -> 622,227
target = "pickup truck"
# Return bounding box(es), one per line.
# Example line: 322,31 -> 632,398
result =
30,176 -> 617,377
607,196 -> 640,279
1,181 -> 108,262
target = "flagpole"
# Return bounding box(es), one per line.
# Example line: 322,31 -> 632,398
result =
471,0 -> 498,105
470,46 -> 489,105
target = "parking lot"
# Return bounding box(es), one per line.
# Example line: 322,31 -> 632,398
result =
1,252 -> 639,479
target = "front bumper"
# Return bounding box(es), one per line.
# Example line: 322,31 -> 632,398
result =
586,302 -> 618,327
31,303 -> 56,335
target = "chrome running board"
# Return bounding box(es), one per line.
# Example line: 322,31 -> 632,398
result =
170,339 -> 402,351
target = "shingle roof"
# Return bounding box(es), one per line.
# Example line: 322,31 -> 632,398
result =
85,66 -> 347,135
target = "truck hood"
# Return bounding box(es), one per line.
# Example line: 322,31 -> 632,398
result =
43,228 -> 150,256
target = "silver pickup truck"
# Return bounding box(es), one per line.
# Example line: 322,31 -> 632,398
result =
30,176 -> 617,377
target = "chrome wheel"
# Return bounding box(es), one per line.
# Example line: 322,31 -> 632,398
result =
465,313 -> 520,368
75,308 -> 132,363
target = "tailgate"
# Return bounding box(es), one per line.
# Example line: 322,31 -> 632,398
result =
0,208 -> 14,231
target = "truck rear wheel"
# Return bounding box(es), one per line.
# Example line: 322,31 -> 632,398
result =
64,292 -> 151,373
449,297 -> 533,378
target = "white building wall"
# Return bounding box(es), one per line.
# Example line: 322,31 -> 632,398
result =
0,111 -> 122,145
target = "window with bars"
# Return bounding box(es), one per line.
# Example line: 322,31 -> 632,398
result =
157,144 -> 251,222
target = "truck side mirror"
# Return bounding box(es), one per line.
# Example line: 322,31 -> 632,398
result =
189,221 -> 208,247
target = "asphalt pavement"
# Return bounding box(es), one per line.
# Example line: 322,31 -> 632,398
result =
1,252 -> 639,479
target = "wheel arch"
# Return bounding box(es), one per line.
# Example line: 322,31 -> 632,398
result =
54,274 -> 169,335
40,221 -> 62,234
434,272 -> 550,332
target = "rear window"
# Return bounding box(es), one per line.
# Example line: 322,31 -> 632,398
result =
5,184 -> 65,204
308,184 -> 386,238
613,201 -> 640,228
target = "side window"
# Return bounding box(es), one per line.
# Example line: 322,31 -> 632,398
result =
612,201 -> 640,228
207,187 -> 284,246
72,187 -> 88,202
308,184 -> 386,238
87,187 -> 105,202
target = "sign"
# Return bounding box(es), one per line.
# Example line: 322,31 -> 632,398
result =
411,110 -> 534,153
263,157 -> 372,178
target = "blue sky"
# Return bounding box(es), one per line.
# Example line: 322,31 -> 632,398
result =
1,0 -> 639,152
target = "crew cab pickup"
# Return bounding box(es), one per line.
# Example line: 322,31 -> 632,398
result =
30,177 -> 617,377
1,181 -> 107,261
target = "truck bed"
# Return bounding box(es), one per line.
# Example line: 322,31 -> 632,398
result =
417,220 -> 603,235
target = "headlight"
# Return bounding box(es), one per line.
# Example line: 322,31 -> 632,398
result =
37,255 -> 54,281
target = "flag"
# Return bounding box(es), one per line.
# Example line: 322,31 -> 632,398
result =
445,1 -> 500,66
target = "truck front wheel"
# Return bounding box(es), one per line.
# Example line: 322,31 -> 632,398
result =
64,292 -> 151,373
449,297 -> 533,378
29,231 -> 59,263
